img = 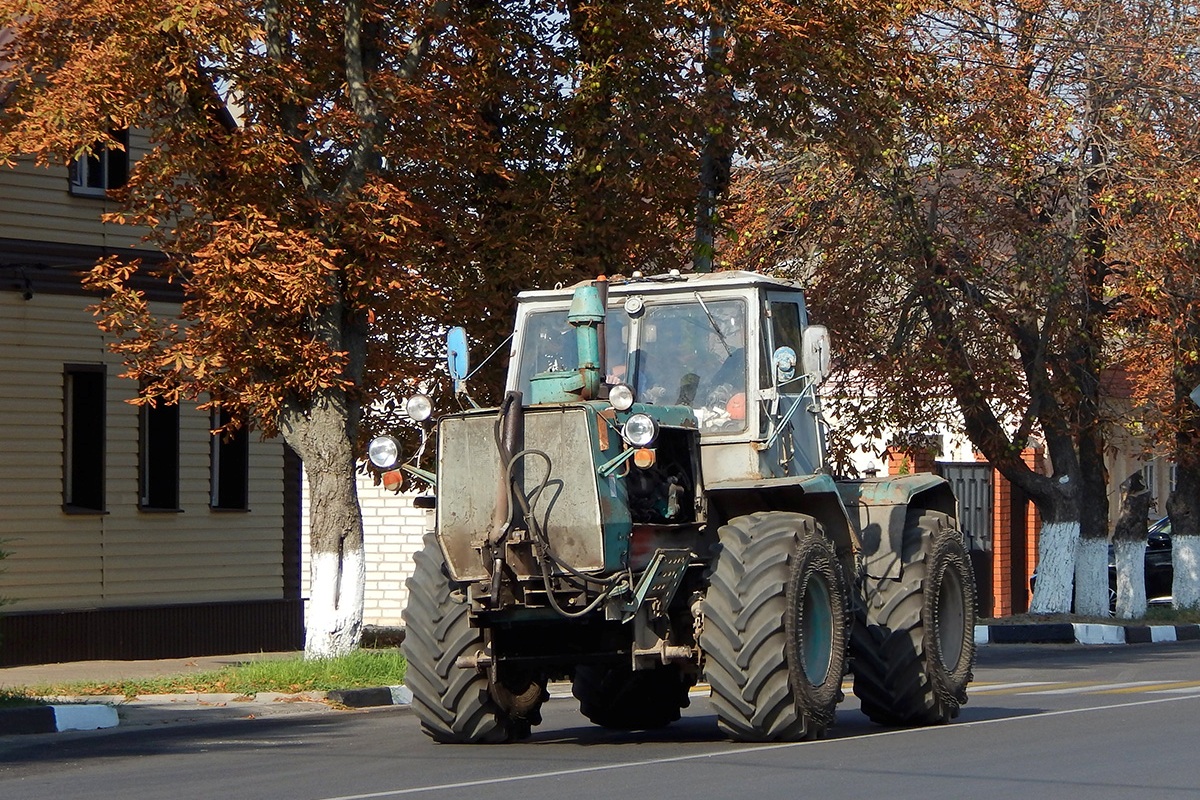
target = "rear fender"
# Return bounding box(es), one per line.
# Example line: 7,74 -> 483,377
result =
704,474 -> 856,563
836,475 -> 957,580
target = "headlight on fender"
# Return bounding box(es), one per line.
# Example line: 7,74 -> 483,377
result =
622,413 -> 659,447
405,393 -> 434,422
608,383 -> 635,412
367,435 -> 402,469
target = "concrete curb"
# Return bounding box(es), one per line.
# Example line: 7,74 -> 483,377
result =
0,703 -> 119,735
0,686 -> 413,736
326,685 -> 412,708
976,622 -> 1200,646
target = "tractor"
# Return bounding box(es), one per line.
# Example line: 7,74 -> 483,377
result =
368,269 -> 976,743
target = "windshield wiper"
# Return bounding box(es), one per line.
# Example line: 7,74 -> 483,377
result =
694,292 -> 733,356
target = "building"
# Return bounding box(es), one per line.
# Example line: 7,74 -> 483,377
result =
0,134 -> 303,666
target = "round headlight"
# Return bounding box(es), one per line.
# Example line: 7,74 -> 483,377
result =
367,435 -> 402,469
405,393 -> 433,422
609,383 -> 635,412
622,413 -> 659,447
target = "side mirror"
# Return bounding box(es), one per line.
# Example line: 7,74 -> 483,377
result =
447,327 -> 470,394
800,325 -> 831,383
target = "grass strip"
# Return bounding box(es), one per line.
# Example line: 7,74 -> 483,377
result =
21,649 -> 407,700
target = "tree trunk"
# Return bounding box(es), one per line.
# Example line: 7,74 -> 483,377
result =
1112,472 -> 1150,619
1030,520 -> 1079,614
1073,426 -> 1110,617
1028,474 -> 1081,614
1074,534 -> 1109,617
1168,463 -> 1200,611
281,393 -> 366,659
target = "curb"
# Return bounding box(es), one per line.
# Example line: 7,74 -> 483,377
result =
0,686 -> 412,737
976,623 -> 1200,646
326,685 -> 412,708
0,703 -> 119,735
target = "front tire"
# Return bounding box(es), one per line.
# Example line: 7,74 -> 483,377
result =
402,534 -> 543,743
850,510 -> 977,726
701,512 -> 850,742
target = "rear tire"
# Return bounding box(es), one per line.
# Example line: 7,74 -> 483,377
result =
701,512 -> 850,742
402,534 -> 542,743
850,511 -> 976,726
572,664 -> 692,730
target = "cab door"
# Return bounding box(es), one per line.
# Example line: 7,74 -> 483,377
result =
763,292 -> 825,476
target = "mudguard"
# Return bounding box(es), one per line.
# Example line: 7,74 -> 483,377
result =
836,474 -> 957,580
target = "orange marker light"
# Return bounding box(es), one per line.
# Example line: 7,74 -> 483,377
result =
633,448 -> 657,469
381,469 -> 404,492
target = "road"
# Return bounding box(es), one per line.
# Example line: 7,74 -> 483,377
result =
3,642 -> 1199,800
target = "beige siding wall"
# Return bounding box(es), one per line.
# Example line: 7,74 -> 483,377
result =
300,478 -> 430,628
0,133 -> 151,250
0,292 -> 287,613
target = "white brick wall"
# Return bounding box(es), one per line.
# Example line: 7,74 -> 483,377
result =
300,473 -> 431,628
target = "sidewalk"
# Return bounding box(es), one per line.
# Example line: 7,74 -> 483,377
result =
0,651 -> 411,737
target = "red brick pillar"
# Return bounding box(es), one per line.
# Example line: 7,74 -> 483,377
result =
984,446 -> 1045,617
885,437 -> 938,475
1021,447 -> 1044,613
986,455 -> 1015,618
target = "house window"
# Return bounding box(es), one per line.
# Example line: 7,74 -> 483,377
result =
63,365 -> 105,512
140,400 -> 180,510
69,129 -> 129,197
211,410 -> 249,510
1142,462 -> 1157,508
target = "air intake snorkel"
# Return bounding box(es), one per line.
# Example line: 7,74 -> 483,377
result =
529,281 -> 606,404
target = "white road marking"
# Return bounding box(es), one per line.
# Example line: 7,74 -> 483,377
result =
967,681 -> 1057,693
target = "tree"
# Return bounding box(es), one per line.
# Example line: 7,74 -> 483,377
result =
723,0 -> 1197,615
1112,472 -> 1151,618
1111,124 -> 1200,610
0,0 -> 920,654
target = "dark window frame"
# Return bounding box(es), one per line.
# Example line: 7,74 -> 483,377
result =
63,364 -> 106,514
139,398 -> 181,512
210,409 -> 250,511
68,129 -> 129,198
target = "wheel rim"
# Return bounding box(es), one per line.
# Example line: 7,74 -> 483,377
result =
936,564 -> 966,670
800,573 -> 834,684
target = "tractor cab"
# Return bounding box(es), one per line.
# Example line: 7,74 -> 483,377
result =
507,271 -> 831,483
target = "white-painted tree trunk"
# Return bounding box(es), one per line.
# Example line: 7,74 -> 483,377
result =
1174,534 -> 1200,611
1113,539 -> 1146,619
284,394 -> 368,661
1029,520 -> 1079,614
306,548 -> 366,658
1074,537 -> 1111,618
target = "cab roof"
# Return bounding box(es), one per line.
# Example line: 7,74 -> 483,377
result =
515,270 -> 804,302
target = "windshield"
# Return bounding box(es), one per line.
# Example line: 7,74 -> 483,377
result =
516,298 -> 747,433
634,299 -> 746,432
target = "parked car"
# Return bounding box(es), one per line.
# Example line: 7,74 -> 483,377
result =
1030,517 -> 1173,607
1138,516 -> 1173,605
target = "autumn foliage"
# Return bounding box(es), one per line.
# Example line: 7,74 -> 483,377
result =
0,0 -> 931,649
723,0 -> 1200,612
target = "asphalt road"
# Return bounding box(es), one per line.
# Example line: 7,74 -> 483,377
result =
3,643 -> 1200,800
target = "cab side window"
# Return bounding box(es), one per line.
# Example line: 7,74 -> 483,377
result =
769,301 -> 804,390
